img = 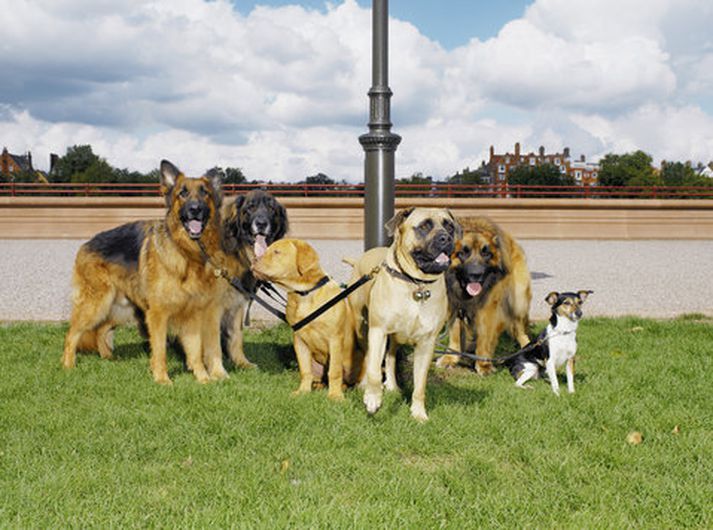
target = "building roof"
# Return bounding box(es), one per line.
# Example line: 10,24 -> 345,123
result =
1,147 -> 34,172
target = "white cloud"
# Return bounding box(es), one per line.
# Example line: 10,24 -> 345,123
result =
1,0 -> 713,182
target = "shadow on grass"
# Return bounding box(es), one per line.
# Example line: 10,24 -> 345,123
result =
237,341 -> 295,374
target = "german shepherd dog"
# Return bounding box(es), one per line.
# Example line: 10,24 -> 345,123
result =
62,160 -> 237,384
437,216 -> 532,375
219,190 -> 288,367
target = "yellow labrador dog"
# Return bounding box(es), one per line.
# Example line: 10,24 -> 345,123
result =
253,238 -> 362,400
347,207 -> 461,421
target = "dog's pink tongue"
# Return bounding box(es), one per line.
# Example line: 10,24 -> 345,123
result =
466,282 -> 482,297
435,252 -> 449,265
254,235 -> 267,258
188,220 -> 203,236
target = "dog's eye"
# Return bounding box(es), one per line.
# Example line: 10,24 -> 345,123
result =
179,186 -> 189,198
416,219 -> 433,236
481,245 -> 491,258
198,187 -> 208,197
458,246 -> 471,260
443,220 -> 455,235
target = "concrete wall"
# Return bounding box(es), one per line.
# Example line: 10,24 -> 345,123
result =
2,196 -> 713,239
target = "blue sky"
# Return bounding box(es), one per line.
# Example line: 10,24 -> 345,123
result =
231,1 -> 531,48
1,0 -> 712,180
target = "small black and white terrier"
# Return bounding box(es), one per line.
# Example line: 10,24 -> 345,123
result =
505,290 -> 592,395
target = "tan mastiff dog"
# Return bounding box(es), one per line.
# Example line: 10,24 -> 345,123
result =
348,207 -> 461,421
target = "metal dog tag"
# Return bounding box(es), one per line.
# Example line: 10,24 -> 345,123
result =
413,289 -> 431,302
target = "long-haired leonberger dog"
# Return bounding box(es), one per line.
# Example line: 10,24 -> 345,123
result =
219,190 -> 288,367
436,216 -> 532,375
62,160 -> 240,384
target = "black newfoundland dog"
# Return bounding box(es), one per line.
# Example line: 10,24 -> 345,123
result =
220,190 -> 289,367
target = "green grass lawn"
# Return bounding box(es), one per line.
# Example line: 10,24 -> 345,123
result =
0,317 -> 711,528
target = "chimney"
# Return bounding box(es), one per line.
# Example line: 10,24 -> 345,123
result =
580,154 -> 585,162
50,153 -> 59,174
489,145 -> 494,160
515,142 -> 520,157
27,151 -> 33,170
563,147 -> 570,158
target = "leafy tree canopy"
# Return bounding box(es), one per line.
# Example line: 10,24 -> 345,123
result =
598,150 -> 659,187
508,163 -> 575,186
52,145 -> 102,183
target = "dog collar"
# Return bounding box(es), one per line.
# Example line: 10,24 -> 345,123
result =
295,275 -> 330,297
384,262 -> 437,302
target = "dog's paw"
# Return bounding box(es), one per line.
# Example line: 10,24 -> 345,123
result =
233,359 -> 257,370
363,390 -> 382,415
153,374 -> 173,385
383,379 -> 400,392
327,390 -> 345,401
209,367 -> 230,381
516,383 -> 534,390
475,361 -> 495,376
292,383 -> 312,396
410,402 -> 429,422
435,354 -> 458,369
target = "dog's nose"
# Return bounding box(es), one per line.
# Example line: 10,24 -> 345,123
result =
575,309 -> 582,319
255,218 -> 268,233
187,202 -> 203,217
435,230 -> 452,247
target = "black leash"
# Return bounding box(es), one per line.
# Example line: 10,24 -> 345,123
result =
197,240 -> 288,322
291,271 -> 376,332
434,317 -> 572,365
197,239 -> 377,332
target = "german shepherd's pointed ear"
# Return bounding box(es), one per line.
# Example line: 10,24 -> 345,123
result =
385,207 -> 414,238
545,292 -> 560,306
577,290 -> 593,303
204,168 -> 223,208
160,160 -> 181,195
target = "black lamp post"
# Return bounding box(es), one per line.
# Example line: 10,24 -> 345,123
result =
359,0 -> 401,250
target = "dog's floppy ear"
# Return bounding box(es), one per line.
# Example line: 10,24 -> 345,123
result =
159,160 -> 181,196
295,240 -> 319,277
385,207 -> 414,237
447,210 -> 463,240
577,290 -> 593,303
545,292 -> 560,306
272,197 -> 289,241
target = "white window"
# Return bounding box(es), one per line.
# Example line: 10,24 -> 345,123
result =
560,166 -> 566,173
529,157 -> 536,165
592,172 -> 598,178
554,158 -> 561,166
575,170 -> 582,180
498,164 -> 506,173
505,157 -> 510,164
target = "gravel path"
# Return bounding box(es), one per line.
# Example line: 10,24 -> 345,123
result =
1,239 -> 712,322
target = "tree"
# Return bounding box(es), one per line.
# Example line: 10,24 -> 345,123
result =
661,161 -> 701,187
303,173 -> 335,186
52,145 -> 102,183
72,158 -> 114,183
447,165 -> 489,185
508,163 -> 575,186
224,167 -> 247,185
598,150 -> 659,187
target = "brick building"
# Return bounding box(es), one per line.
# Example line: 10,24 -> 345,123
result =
487,142 -> 599,185
1,147 -> 34,177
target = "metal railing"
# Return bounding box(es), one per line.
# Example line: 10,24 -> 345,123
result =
1,181 -> 712,199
